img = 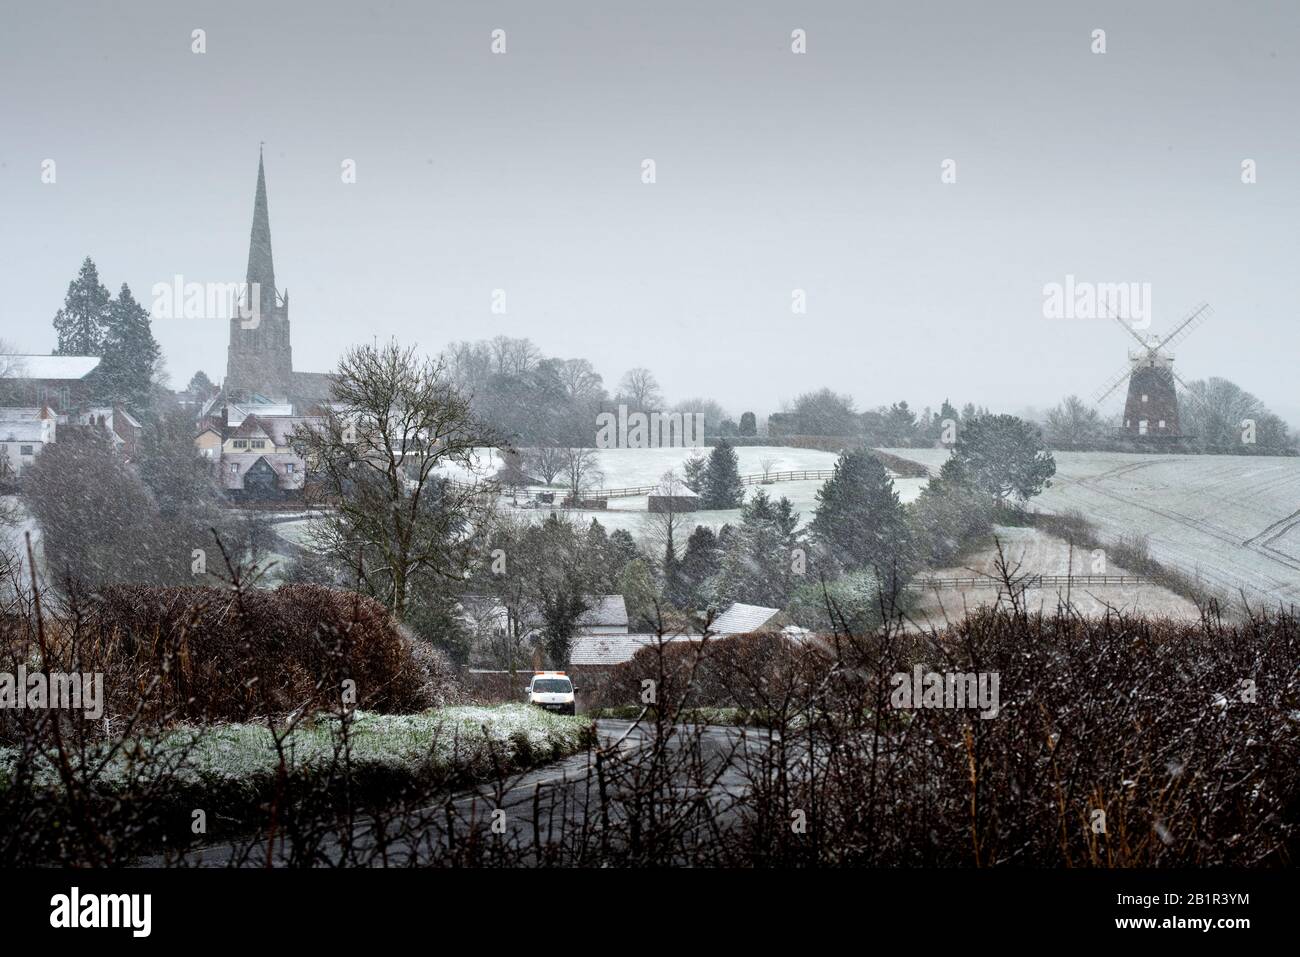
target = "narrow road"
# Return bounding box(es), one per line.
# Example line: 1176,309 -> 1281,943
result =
149,719 -> 771,867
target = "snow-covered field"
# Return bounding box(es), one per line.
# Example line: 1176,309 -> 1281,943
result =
880,448 -> 1300,607
440,445 -> 847,487
906,525 -> 1201,629
427,445 -> 924,540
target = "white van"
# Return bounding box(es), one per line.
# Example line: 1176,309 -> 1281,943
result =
525,671 -> 576,715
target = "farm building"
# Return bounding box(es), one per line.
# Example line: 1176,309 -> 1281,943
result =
647,481 -> 699,513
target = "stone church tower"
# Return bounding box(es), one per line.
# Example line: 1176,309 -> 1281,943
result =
225,149 -> 295,401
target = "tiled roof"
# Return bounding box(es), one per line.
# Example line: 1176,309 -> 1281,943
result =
569,633 -> 700,667
230,415 -> 273,439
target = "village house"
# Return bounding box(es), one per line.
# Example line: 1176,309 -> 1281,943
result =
0,354 -> 101,416
568,601 -> 805,679
76,405 -> 143,459
194,399 -> 322,503
0,407 -> 57,480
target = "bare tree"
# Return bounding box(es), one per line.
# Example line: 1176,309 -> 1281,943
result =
557,358 -> 605,402
489,335 -> 541,376
521,445 -> 567,485
618,367 -> 663,410
294,341 -> 499,618
640,469 -> 691,560
760,456 -> 778,482
561,447 -> 604,501
1044,395 -> 1105,449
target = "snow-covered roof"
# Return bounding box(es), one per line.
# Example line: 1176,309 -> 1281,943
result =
709,602 -> 781,635
648,481 -> 699,498
0,407 -> 50,421
576,594 -> 629,629
0,420 -> 50,442
569,633 -> 701,667
0,354 -> 100,380
227,402 -> 295,426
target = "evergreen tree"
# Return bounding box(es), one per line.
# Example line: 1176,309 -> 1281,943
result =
738,411 -> 757,436
187,370 -> 216,394
714,490 -> 802,609
950,414 -> 1056,506
607,528 -> 641,573
617,557 -> 660,631
883,401 -> 918,446
907,456 -> 996,567
701,440 -> 744,509
682,453 -> 707,492
98,284 -> 161,412
677,524 -> 722,610
52,257 -> 110,355
809,449 -> 912,585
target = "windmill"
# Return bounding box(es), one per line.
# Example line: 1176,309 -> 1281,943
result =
1092,302 -> 1212,441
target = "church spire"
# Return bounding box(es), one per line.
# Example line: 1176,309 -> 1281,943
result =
245,146 -> 277,313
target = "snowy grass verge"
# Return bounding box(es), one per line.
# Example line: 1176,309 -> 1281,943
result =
0,705 -> 594,851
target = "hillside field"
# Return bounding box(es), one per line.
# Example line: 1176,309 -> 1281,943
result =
880,447 -> 1300,607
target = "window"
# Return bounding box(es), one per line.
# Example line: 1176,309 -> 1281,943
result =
252,439 -> 266,449
1141,394 -> 1148,403
233,439 -> 248,448
285,462 -> 296,473
19,445 -> 33,456
1138,419 -> 1148,436
1158,420 -> 1166,429
229,463 -> 239,475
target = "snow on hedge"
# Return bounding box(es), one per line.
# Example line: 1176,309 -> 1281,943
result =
0,704 -> 592,791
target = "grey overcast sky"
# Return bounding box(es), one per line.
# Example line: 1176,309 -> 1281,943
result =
1,0 -> 1297,422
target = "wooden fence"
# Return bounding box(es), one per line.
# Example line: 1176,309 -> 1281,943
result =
914,574 -> 1151,591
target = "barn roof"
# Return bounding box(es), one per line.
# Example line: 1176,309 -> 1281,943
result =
648,481 -> 699,498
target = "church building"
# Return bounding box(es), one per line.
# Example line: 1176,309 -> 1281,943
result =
223,149 -> 332,409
